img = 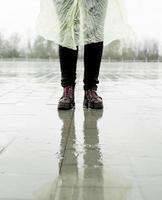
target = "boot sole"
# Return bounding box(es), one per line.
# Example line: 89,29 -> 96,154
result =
83,100 -> 103,109
58,102 -> 75,110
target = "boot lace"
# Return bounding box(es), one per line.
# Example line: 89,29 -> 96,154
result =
91,90 -> 99,99
87,89 -> 101,100
63,86 -> 73,99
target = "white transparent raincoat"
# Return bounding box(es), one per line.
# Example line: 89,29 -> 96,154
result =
35,0 -> 135,50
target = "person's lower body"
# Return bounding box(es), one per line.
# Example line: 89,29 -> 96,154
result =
58,41 -> 104,110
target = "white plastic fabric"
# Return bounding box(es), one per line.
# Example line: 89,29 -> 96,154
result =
35,0 -> 135,50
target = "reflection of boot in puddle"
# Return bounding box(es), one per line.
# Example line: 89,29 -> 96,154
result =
57,109 -> 74,130
83,108 -> 103,129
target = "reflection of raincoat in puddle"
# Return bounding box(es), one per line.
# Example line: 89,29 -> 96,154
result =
36,0 -> 135,50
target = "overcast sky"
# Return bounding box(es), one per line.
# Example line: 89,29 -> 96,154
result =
0,0 -> 162,44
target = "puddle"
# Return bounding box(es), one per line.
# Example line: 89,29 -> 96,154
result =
33,109 -> 132,200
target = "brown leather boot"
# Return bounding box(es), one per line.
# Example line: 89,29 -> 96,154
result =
84,89 -> 103,109
58,85 -> 75,110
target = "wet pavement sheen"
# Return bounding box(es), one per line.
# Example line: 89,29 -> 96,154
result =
0,61 -> 162,200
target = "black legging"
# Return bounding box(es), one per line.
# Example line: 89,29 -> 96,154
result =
59,41 -> 103,90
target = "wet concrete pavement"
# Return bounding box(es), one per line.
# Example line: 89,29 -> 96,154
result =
0,61 -> 162,200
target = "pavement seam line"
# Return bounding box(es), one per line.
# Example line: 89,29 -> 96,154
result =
58,111 -> 75,174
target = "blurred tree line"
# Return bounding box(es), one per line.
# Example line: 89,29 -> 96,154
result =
0,32 -> 161,61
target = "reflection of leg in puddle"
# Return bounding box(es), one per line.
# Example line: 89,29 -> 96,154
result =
56,110 -> 80,200
83,109 -> 132,200
57,110 -> 75,169
82,109 -> 104,200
